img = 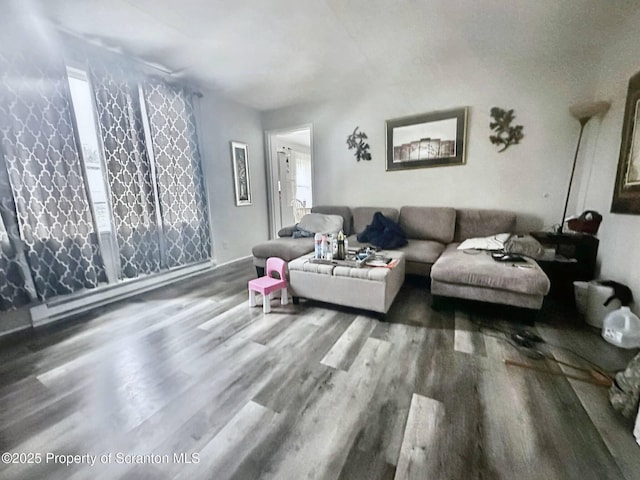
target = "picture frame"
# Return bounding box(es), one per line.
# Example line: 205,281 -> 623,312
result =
386,107 -> 468,171
230,141 -> 252,206
611,71 -> 640,214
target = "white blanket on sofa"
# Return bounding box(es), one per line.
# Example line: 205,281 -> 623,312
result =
456,232 -> 511,251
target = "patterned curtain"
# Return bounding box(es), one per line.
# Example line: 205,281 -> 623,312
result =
89,60 -> 162,279
0,151 -> 33,310
0,51 -> 106,301
143,79 -> 210,268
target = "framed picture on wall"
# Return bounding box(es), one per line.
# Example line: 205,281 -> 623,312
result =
386,107 -> 468,171
231,141 -> 252,206
612,70 -> 640,214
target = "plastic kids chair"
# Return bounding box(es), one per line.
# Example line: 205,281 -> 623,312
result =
247,257 -> 289,313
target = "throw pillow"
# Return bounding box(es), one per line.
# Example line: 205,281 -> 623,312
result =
504,234 -> 544,259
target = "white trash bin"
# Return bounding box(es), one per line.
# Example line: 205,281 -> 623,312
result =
586,281 -> 621,328
573,281 -> 589,316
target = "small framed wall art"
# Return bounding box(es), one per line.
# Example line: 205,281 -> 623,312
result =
231,141 -> 252,206
612,71 -> 640,214
386,107 -> 468,171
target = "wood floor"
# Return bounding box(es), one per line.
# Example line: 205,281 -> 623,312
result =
0,259 -> 638,480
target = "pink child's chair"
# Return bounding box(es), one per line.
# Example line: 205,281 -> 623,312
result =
248,257 -> 289,313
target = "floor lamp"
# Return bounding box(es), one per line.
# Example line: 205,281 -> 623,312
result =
557,100 -> 611,234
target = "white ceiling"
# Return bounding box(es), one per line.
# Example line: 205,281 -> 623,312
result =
10,0 -> 640,111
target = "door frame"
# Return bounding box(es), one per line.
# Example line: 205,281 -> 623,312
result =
264,124 -> 314,239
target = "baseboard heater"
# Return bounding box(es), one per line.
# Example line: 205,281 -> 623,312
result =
29,261 -> 214,328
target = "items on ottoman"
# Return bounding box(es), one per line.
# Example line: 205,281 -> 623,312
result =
248,257 -> 289,314
288,251 -> 405,315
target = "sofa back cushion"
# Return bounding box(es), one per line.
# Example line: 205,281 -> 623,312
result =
454,208 -> 517,242
352,207 -> 400,234
399,206 -> 456,243
298,213 -> 343,235
311,205 -> 353,235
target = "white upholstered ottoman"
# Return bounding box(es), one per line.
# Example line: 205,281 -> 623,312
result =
288,251 -> 405,314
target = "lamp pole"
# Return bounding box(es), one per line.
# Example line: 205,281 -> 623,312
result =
557,100 -> 610,234
558,117 -> 589,234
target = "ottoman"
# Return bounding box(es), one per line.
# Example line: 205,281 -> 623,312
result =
288,251 -> 405,314
431,244 -> 550,310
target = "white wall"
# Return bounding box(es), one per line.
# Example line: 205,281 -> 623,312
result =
573,9 -> 640,314
262,57 -> 593,234
195,85 -> 269,265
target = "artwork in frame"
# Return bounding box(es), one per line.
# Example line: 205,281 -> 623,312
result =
386,107 -> 468,171
231,141 -> 252,206
612,70 -> 640,214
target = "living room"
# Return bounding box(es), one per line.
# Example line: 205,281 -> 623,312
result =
1,1 -> 640,479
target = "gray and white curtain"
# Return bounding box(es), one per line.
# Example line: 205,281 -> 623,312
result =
89,60 -> 162,279
0,45 -> 212,312
143,79 -> 210,268
0,153 -> 33,310
0,51 -> 106,302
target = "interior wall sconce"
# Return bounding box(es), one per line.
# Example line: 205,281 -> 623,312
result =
489,107 -> 524,152
346,126 -> 372,161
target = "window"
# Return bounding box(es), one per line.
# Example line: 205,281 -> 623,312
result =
67,66 -> 119,282
294,150 -> 313,208
66,65 -> 210,279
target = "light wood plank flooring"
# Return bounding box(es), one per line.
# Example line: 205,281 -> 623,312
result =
0,259 -> 638,480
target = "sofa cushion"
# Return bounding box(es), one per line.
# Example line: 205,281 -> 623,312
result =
352,207 -> 399,234
399,206 -> 456,243
454,208 -> 516,242
311,206 -> 353,235
396,239 -> 446,264
298,213 -> 343,234
252,237 -> 315,262
431,243 -> 550,296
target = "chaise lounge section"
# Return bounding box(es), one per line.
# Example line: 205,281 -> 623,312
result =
430,209 -> 550,310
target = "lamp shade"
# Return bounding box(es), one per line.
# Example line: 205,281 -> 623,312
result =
569,101 -> 611,122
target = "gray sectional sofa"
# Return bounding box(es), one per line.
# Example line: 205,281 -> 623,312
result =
252,205 -> 550,310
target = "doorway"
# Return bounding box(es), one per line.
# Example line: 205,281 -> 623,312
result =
265,125 -> 314,238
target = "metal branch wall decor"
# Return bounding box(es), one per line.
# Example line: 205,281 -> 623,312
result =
346,126 -> 371,161
489,107 -> 524,152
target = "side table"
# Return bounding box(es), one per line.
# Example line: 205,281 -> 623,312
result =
530,231 -> 599,304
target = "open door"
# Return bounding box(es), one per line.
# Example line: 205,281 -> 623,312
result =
265,125 -> 313,238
